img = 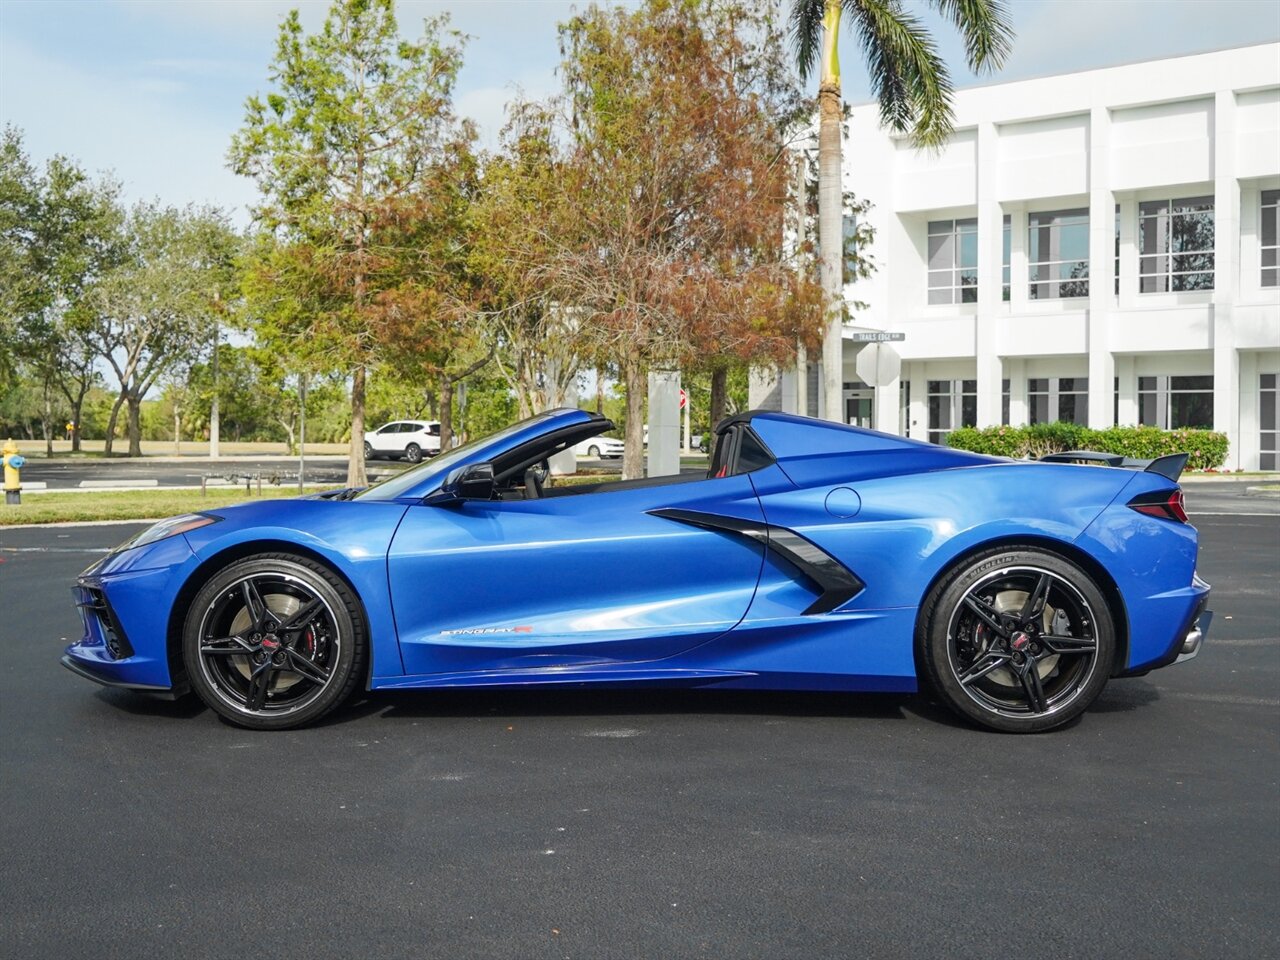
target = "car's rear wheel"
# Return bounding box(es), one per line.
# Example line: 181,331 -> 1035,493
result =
363,441 -> 374,459
919,547 -> 1114,733
587,444 -> 601,458
404,443 -> 422,463
182,554 -> 366,730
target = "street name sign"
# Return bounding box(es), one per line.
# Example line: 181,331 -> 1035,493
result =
849,332 -> 906,343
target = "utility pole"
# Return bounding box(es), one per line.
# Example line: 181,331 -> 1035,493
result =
209,316 -> 220,459
682,390 -> 691,454
297,374 -> 307,493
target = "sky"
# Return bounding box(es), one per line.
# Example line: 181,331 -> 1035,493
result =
2,0 -> 1278,224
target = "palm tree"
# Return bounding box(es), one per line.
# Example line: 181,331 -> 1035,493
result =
790,0 -> 1013,423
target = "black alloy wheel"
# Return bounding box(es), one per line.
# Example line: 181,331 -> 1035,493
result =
183,555 -> 366,730
919,548 -> 1114,733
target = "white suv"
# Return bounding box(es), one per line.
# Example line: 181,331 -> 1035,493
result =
363,420 -> 441,463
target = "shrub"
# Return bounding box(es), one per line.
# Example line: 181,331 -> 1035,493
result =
947,423 -> 1229,470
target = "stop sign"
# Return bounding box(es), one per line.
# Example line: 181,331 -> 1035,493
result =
855,342 -> 902,387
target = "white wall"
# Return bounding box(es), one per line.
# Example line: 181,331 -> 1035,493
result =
830,42 -> 1280,469
1110,98 -> 1214,190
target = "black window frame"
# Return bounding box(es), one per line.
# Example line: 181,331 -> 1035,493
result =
710,420 -> 777,478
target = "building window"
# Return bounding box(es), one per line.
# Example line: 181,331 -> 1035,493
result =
1114,204 -> 1120,295
1028,209 -> 1089,299
1027,377 -> 1088,425
928,218 -> 977,304
1001,378 -> 1010,425
1262,190 -> 1279,288
927,379 -> 976,444
1139,196 -> 1214,292
1002,215 -> 1011,302
1138,375 -> 1214,429
1262,374 -> 1278,471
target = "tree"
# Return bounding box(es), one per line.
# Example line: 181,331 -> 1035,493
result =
365,131 -> 492,452
35,159 -> 124,453
546,0 -> 829,479
230,0 -> 469,487
0,126 -> 41,382
84,203 -> 237,456
681,256 -> 827,446
248,346 -> 308,453
474,102 -> 586,419
0,362 -> 46,439
0,128 -> 124,452
789,0 -> 1013,420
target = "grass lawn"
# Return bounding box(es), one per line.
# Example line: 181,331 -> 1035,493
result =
0,486 -> 341,526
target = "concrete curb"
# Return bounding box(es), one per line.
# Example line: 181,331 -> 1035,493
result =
1244,486 -> 1280,499
16,483 -> 334,496
0,518 -> 158,530
79,479 -> 158,488
14,454 -> 352,463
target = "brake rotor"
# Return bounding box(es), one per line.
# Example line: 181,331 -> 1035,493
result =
229,593 -> 305,693
979,589 -> 1067,688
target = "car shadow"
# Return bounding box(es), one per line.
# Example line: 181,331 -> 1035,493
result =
89,678 -> 1154,729
93,686 -> 207,719
330,687 -> 927,725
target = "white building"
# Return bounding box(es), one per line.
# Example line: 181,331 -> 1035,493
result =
762,43 -> 1280,471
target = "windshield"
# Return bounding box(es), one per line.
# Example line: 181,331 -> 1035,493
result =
356,412 -> 560,501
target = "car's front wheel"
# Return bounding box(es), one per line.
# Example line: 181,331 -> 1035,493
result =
182,554 -> 367,730
363,441 -> 374,459
919,547 -> 1114,733
404,443 -> 422,463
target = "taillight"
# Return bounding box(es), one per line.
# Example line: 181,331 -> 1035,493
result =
1128,488 -> 1188,523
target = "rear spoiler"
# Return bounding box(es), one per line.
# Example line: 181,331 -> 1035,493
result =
1038,450 -> 1189,482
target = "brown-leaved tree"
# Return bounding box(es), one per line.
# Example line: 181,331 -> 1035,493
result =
534,0 -> 827,478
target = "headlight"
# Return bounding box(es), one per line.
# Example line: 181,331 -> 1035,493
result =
115,513 -> 219,552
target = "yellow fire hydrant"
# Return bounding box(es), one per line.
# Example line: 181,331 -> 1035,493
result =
3,438 -> 26,505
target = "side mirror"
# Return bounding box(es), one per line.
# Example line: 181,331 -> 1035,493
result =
431,462 -> 496,504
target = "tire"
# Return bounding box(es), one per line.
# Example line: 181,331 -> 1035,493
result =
918,547 -> 1114,733
404,443 -> 422,463
182,554 -> 367,731
587,445 -> 601,458
363,441 -> 374,459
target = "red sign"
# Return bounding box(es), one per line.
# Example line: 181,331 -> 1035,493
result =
679,389 -> 687,410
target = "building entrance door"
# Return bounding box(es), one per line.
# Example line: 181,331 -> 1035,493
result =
843,381 -> 874,428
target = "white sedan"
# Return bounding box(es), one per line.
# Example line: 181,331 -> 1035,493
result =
572,435 -> 624,459
363,420 -> 441,463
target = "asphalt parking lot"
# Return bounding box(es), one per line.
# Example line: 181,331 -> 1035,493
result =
1,493 -> 1276,958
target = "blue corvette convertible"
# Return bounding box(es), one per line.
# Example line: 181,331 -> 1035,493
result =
64,408 -> 1209,732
